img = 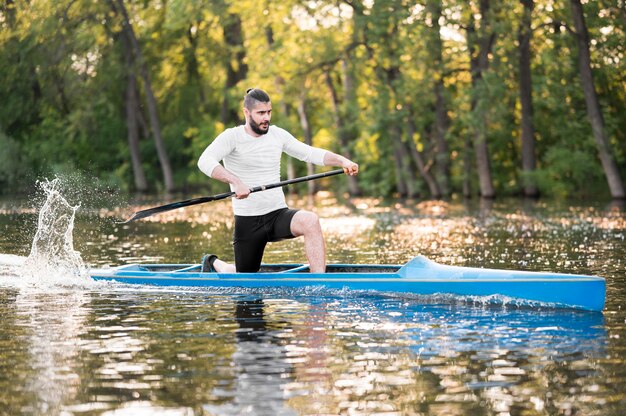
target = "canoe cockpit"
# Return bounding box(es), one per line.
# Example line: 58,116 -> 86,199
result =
117,264 -> 402,274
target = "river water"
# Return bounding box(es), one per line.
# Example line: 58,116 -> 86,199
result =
0,182 -> 625,415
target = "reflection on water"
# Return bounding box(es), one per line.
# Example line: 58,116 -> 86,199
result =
204,299 -> 297,416
0,289 -> 612,415
0,193 -> 625,414
0,291 -> 91,414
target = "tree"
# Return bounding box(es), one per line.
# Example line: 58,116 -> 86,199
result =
407,106 -> 442,198
569,0 -> 625,199
296,91 -> 317,195
518,0 -> 538,197
465,0 -> 496,198
324,67 -> 362,196
365,0 -> 420,197
218,7 -> 248,125
425,0 -> 450,197
108,0 -> 175,192
1,0 -> 624,199
122,35 -> 148,192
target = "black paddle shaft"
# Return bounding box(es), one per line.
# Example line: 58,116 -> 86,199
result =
121,169 -> 345,223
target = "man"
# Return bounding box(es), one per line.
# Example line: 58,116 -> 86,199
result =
198,88 -> 359,273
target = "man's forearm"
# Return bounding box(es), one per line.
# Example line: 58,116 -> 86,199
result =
323,152 -> 359,175
210,165 -> 251,198
211,165 -> 240,186
324,152 -> 350,167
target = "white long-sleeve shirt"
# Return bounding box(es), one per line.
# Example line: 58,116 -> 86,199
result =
198,125 -> 327,216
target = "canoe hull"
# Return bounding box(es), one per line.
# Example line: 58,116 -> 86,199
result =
90,256 -> 606,312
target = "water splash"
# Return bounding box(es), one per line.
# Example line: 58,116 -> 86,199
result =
0,253 -> 26,275
2,178 -> 95,289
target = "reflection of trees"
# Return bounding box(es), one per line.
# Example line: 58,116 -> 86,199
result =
0,292 -> 90,414
205,298 -> 297,415
285,301 -> 607,415
286,301 -> 430,414
0,289 -> 610,414
395,306 -> 606,415
76,296 -> 299,414
76,294 -> 237,412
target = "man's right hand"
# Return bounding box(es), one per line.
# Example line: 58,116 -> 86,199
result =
233,181 -> 251,199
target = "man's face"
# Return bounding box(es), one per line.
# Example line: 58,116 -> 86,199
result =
245,102 -> 272,136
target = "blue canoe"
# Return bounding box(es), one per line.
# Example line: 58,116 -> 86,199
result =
89,255 -> 606,312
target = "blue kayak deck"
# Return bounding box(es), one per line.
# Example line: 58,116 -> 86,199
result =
90,256 -> 606,312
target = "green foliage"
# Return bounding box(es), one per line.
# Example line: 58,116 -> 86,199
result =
534,146 -> 605,198
0,0 -> 624,199
0,131 -> 31,192
184,116 -> 223,189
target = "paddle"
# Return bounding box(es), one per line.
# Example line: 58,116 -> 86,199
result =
120,169 -> 346,223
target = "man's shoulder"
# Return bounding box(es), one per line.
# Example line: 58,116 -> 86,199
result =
219,125 -> 244,138
269,125 -> 288,134
213,125 -> 244,145
268,125 -> 296,140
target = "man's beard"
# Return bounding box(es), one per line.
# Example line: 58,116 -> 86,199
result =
249,117 -> 269,135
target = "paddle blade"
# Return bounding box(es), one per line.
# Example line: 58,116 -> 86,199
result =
118,209 -> 158,224
118,192 -> 234,223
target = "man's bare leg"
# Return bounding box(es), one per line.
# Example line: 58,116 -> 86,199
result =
290,210 -> 326,273
213,258 -> 236,273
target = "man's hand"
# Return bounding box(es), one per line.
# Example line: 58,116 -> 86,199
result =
233,181 -> 251,199
322,152 -> 359,177
342,159 -> 359,176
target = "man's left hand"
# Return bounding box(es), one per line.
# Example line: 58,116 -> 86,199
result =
343,161 -> 359,176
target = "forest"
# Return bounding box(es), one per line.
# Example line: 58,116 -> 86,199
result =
0,0 -> 624,199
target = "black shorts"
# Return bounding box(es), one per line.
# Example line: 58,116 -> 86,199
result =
233,208 -> 299,272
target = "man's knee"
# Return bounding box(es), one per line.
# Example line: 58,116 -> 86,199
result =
291,210 -> 321,236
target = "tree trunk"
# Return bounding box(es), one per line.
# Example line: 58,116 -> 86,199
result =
123,38 -> 148,192
186,23 -> 207,111
570,0 -> 625,198
407,118 -> 442,198
220,12 -> 248,125
519,0 -> 539,197
52,68 -> 71,116
340,59 -> 362,196
463,134 -> 473,198
265,24 -> 297,190
297,95 -> 316,195
472,124 -> 494,198
2,0 -> 16,26
389,92 -> 413,197
391,128 -> 409,197
113,0 -> 175,192
427,0 -> 451,196
433,82 -> 450,194
324,69 -> 361,196
396,142 -> 419,198
126,78 -> 148,192
466,0 -> 496,198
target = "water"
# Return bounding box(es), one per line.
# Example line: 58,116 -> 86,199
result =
0,184 -> 625,415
